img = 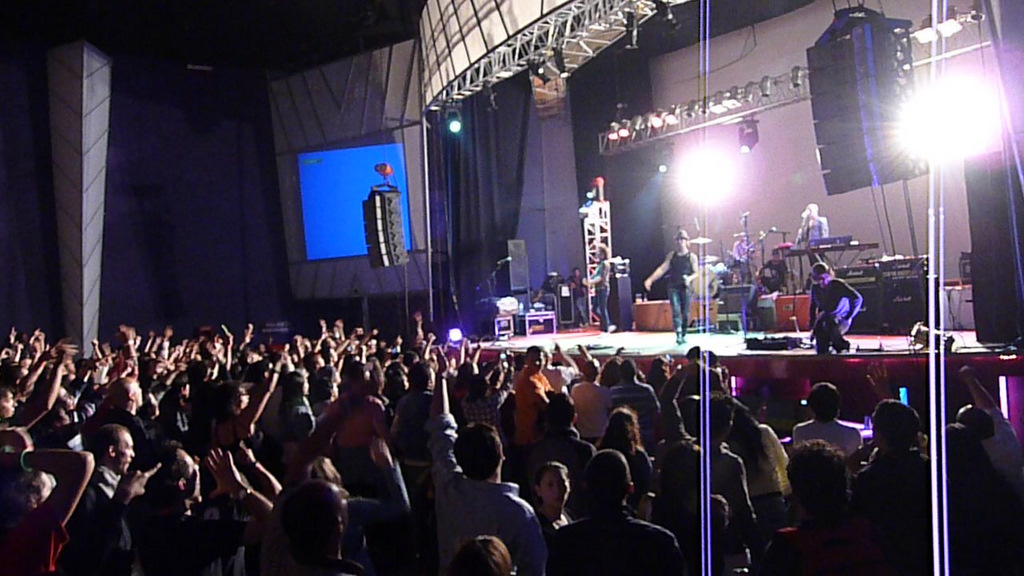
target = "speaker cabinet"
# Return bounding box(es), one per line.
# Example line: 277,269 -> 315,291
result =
508,239 -> 530,292
835,264 -> 881,333
363,189 -> 408,268
879,257 -> 927,334
556,284 -> 574,325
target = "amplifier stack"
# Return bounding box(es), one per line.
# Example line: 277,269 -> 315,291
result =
834,258 -> 927,334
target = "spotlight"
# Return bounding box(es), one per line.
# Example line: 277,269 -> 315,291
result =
648,112 -> 664,129
625,11 -> 639,50
658,164 -> 669,173
553,46 -> 569,79
683,101 -> 698,119
759,75 -> 773,98
448,327 -> 464,343
586,188 -> 597,200
790,66 -> 804,88
708,91 -> 729,114
911,16 -> 939,43
665,105 -> 681,125
528,59 -> 550,83
677,147 -> 735,204
607,122 -> 621,141
722,87 -> 743,109
899,76 -> 1001,162
738,119 -> 759,154
935,17 -> 963,37
617,120 -> 632,139
446,109 -> 462,133
744,81 -> 759,102
631,115 -> 643,132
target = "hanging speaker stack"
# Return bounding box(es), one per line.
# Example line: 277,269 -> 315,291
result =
363,189 -> 408,268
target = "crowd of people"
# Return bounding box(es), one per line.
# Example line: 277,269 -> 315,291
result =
1,319 -> 1023,576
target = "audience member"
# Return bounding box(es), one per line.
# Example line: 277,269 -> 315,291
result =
956,365 -> 1024,504
598,406 -> 652,511
609,359 -> 661,451
449,535 -> 513,576
569,350 -> 612,443
726,400 -> 790,544
427,367 -> 547,576
849,400 -> 932,575
791,382 -> 862,458
759,440 -> 894,576
547,449 -> 684,576
526,393 -> 594,517
531,461 -> 572,540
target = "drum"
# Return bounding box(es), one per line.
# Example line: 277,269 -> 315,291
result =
691,264 -> 721,300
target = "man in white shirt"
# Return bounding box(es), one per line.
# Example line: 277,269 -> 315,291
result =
569,348 -> 612,444
541,343 -> 579,394
791,382 -> 862,458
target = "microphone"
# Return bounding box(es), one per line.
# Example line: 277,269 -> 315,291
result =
497,256 -> 512,264
740,211 -> 750,219
770,226 -> 778,232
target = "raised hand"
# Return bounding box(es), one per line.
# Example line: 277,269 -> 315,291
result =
205,448 -> 244,499
114,463 -> 162,504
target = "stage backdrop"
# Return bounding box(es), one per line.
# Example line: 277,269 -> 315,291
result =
647,0 -> 999,279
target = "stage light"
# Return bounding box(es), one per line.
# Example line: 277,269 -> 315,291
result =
722,87 -> 743,109
653,0 -> 680,29
528,59 -> 550,83
648,111 -> 665,129
790,66 -> 804,88
586,188 -> 597,200
625,11 -> 639,50
738,119 -> 759,153
631,115 -> 644,132
683,101 -> 698,119
744,81 -> 759,102
448,327 -> 464,343
936,17 -> 963,37
677,147 -> 734,203
708,92 -> 729,114
658,163 -> 669,173
617,120 -> 632,139
607,122 -> 621,141
553,46 -> 569,79
899,77 -> 1001,162
665,105 -> 681,125
759,75 -> 773,98
446,109 -> 462,133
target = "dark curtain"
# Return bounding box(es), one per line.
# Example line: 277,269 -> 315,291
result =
430,73 -> 532,326
0,39 -> 64,335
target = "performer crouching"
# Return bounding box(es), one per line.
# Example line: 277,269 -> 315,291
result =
809,262 -> 863,354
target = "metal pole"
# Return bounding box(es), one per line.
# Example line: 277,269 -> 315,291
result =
903,179 -> 920,257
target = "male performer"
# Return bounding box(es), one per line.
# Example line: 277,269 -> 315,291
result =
796,203 -> 830,245
583,245 -> 614,332
644,230 -> 700,345
758,248 -> 790,294
809,262 -> 863,354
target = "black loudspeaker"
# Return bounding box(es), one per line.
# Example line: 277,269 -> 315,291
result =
879,257 -> 927,335
807,8 -> 925,196
362,189 -> 408,268
614,275 -> 634,331
556,284 -> 574,326
835,264 -> 881,333
720,285 -> 757,314
508,239 -> 530,292
965,151 -> 1024,343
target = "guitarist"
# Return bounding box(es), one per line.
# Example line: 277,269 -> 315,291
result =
644,230 -> 700,345
809,262 -> 863,354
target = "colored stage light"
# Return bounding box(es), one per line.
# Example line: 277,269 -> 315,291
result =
448,327 -> 464,343
617,120 -> 632,139
648,112 -> 665,129
899,77 -> 1001,162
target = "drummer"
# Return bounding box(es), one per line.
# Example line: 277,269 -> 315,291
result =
644,229 -> 700,345
757,247 -> 790,294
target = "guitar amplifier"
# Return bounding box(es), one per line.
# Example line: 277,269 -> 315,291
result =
879,258 -> 927,334
835,264 -> 882,334
556,284 -> 575,326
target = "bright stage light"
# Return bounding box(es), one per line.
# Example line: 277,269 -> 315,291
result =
899,77 -> 1001,162
658,164 -> 669,173
676,147 -> 734,203
448,327 -> 464,343
446,110 -> 462,134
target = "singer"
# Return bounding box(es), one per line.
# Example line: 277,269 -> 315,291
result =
796,203 -> 829,245
644,230 -> 699,345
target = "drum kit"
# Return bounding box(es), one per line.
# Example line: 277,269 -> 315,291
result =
687,221 -> 797,296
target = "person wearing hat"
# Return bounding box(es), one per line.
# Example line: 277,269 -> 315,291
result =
644,230 -> 700,345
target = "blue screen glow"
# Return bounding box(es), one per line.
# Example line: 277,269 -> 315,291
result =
299,143 -> 412,261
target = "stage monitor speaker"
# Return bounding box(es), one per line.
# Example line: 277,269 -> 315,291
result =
508,239 -> 530,292
720,285 -> 757,315
965,151 -> 1024,343
879,257 -> 927,334
807,8 -> 925,196
362,190 -> 408,268
835,264 -> 881,333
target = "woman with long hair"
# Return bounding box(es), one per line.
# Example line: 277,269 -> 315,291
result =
599,406 -> 652,510
726,400 -> 790,544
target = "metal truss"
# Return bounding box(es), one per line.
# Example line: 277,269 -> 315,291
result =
427,0 -> 692,108
582,200 -> 611,325
598,66 -> 812,155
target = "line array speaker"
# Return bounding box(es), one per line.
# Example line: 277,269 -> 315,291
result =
362,189 -> 408,268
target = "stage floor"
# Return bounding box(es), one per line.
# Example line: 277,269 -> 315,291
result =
477,327 -> 1024,427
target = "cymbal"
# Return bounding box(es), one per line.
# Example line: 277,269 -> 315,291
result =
700,255 -> 721,264
690,236 -> 713,245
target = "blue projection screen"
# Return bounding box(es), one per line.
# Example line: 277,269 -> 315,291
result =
298,143 -> 412,261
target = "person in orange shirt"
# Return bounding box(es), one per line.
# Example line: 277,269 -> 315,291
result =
509,346 -> 552,488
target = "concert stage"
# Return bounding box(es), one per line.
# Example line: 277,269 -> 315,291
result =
477,327 -> 1024,435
